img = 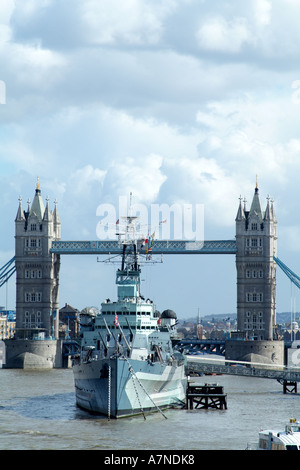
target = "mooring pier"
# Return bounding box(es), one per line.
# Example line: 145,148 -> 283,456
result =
186,382 -> 227,410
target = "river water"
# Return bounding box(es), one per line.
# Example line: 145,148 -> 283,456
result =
0,366 -> 299,451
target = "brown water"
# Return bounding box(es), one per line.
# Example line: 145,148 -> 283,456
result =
0,367 -> 299,450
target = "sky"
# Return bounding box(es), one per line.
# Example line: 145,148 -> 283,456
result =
1,0 -> 300,320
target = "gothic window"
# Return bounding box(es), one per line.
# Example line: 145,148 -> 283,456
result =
30,239 -> 36,248
252,270 -> 257,278
30,224 -> 37,231
246,292 -> 263,302
251,223 -> 258,230
25,270 -> 30,278
246,270 -> 251,278
259,270 -> 263,278
25,292 -> 42,302
251,238 -> 258,247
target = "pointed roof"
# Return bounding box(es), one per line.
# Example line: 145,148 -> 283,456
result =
30,177 -> 45,222
235,196 -> 245,221
15,196 -> 25,221
249,179 -> 263,221
53,199 -> 60,225
264,196 -> 272,221
43,196 -> 52,222
271,199 -> 277,223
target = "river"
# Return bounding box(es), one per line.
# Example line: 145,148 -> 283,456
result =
0,366 -> 299,451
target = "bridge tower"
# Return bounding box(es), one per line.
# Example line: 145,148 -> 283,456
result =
5,179 -> 63,368
226,181 -> 283,365
235,180 -> 277,340
14,179 -> 61,340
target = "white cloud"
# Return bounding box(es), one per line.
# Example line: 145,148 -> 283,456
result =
0,0 -> 15,23
69,165 -> 106,195
103,154 -> 167,205
253,0 -> 272,26
80,0 -> 176,46
196,16 -> 251,53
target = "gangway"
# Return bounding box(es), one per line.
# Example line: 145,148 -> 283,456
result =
186,356 -> 300,383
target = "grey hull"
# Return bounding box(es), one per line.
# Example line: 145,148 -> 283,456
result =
73,356 -> 186,418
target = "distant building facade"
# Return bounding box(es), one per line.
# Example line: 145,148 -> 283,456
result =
0,310 -> 16,339
59,303 -> 80,339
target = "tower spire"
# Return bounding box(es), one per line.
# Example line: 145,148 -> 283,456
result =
249,177 -> 262,220
36,176 -> 40,192
31,177 -> 45,222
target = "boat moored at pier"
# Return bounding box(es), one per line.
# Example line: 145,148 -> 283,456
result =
257,419 -> 300,450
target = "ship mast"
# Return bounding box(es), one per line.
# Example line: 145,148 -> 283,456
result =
117,193 -> 141,300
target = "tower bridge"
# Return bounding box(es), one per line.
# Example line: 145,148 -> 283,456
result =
1,179 -> 300,368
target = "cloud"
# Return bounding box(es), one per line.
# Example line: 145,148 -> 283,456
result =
196,16 -> 251,53
1,0 -> 300,315
102,153 -> 166,205
80,0 -> 176,46
253,0 -> 272,26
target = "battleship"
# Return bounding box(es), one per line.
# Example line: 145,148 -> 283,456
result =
72,209 -> 187,418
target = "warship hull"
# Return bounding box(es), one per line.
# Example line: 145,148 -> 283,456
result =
73,356 -> 186,418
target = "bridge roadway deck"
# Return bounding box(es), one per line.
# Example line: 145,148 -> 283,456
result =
186,356 -> 300,382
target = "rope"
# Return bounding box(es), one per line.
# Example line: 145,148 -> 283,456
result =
108,364 -> 111,420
